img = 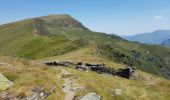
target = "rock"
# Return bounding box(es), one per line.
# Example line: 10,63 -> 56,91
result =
22,93 -> 38,100
148,56 -> 155,62
76,63 -> 89,71
0,73 -> 13,91
50,86 -> 56,94
40,92 -> 45,97
79,92 -> 101,100
21,86 -> 51,100
0,92 -> 10,100
0,86 -> 56,100
32,87 -> 44,93
116,67 -> 136,79
23,92 -> 44,100
77,62 -> 136,79
90,65 -> 114,75
46,60 -> 137,79
0,92 -> 20,100
85,63 -> 114,74
114,89 -> 122,96
45,60 -> 74,67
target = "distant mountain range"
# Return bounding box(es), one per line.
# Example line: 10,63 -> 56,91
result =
122,30 -> 170,45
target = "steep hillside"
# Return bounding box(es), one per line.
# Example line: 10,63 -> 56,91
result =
123,30 -> 170,44
0,14 -> 170,80
161,39 -> 170,48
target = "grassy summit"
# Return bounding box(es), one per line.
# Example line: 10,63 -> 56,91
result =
0,14 -> 170,80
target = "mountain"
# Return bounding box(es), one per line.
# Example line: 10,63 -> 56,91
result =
161,39 -> 170,48
0,14 -> 170,100
0,14 -> 170,80
123,30 -> 170,44
0,14 -> 90,59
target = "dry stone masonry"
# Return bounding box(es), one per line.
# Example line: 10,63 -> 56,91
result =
45,60 -> 136,79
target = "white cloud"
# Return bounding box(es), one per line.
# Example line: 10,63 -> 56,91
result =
154,16 -> 164,20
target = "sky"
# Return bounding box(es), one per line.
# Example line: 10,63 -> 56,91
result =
0,0 -> 170,35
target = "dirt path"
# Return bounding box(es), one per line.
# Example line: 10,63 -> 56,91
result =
60,69 -> 84,100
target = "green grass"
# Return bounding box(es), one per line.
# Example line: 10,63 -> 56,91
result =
0,47 -> 170,100
68,68 -> 170,100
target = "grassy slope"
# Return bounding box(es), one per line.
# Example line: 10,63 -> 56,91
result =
1,47 -> 169,100
0,55 -> 65,99
44,46 -> 170,100
96,40 -> 170,79
0,15 -> 89,59
0,14 -> 170,79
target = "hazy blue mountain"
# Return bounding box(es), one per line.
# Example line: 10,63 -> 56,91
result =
161,39 -> 170,48
123,30 -> 170,45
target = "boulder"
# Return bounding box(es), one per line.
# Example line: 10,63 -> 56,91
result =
0,73 -> 13,91
79,92 -> 101,100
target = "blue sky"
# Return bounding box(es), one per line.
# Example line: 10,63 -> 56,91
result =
0,0 -> 170,35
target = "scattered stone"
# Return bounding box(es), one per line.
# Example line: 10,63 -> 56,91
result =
21,87 -> 45,100
0,92 -> 20,100
60,69 -> 79,100
0,92 -> 10,100
0,73 -> 13,91
78,92 -> 101,100
21,86 -> 56,100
